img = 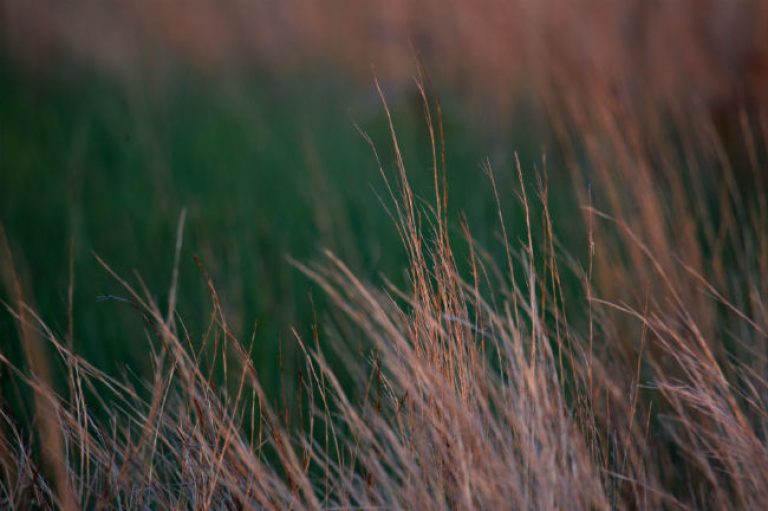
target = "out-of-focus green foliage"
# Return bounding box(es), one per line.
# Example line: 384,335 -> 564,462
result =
1,59 -> 558,400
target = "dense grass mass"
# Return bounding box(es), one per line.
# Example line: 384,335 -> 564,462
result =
3,3 -> 768,510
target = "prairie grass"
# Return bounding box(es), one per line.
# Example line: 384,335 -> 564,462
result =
3,3 -> 768,509
2,71 -> 767,510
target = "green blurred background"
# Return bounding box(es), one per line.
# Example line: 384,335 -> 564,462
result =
1,46 -> 558,402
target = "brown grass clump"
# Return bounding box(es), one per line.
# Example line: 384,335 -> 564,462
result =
2,81 -> 768,509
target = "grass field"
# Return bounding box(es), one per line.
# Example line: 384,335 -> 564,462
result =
2,4 -> 768,509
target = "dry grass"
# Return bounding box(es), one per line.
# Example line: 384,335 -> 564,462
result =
1,68 -> 767,510
3,5 -> 768,509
